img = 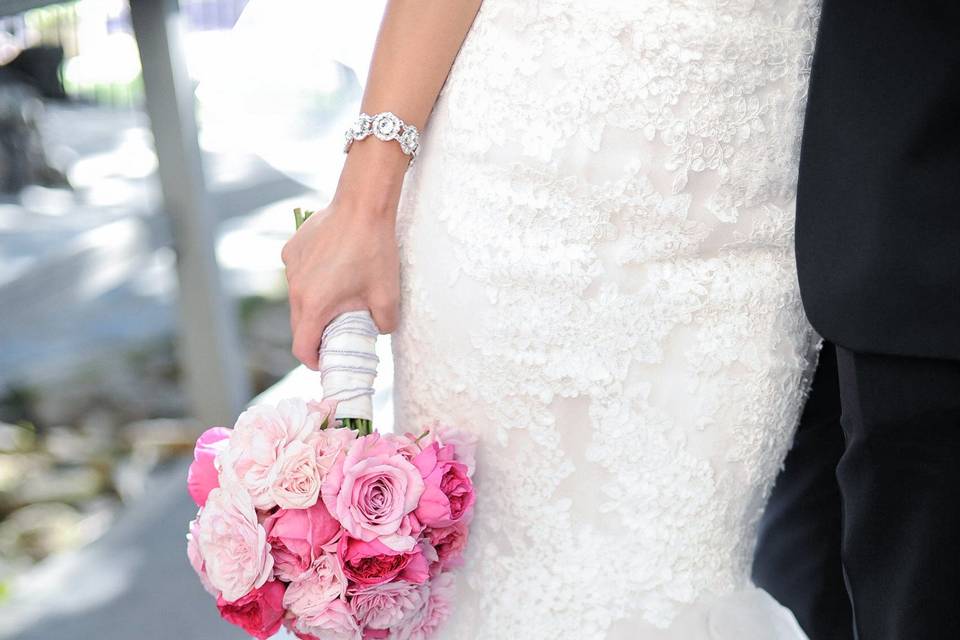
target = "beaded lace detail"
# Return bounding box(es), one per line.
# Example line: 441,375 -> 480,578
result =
391,0 -> 821,637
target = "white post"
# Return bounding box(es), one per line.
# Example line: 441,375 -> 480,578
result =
129,0 -> 249,426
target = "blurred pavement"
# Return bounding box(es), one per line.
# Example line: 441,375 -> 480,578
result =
2,455 -> 247,640
0,103 -> 313,391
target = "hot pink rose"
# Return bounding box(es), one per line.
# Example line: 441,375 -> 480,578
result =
394,572 -> 457,640
195,484 -> 274,602
216,579 -> 285,639
427,521 -> 469,570
219,399 -> 328,510
283,553 -> 347,622
264,502 -> 341,581
412,443 -> 476,529
350,580 -> 424,632
290,598 -> 361,640
321,434 -> 425,546
338,535 -> 430,588
423,423 -> 477,477
186,515 -> 217,596
187,427 -> 231,507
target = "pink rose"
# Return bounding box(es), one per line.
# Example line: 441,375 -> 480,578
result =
338,535 -> 430,588
427,521 -> 469,571
219,399 -> 328,510
270,439 -> 322,509
423,424 -> 477,477
283,553 -> 347,622
195,484 -> 274,602
350,580 -> 424,632
187,427 -> 231,507
321,434 -> 425,546
383,432 -> 425,461
264,502 -> 342,581
412,443 -> 476,529
394,572 -> 457,640
216,579 -> 285,639
309,425 -> 357,476
186,515 -> 218,596
290,598 -> 360,640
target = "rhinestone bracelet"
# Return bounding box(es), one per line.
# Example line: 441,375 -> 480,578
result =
343,111 -> 420,165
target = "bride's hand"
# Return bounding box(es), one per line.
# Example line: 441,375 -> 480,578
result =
281,141 -> 406,370
280,0 -> 483,370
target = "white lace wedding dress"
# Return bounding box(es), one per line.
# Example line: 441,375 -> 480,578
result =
212,0 -> 822,637
388,0 -> 822,638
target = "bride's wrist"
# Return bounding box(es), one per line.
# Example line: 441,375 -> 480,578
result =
334,137 -> 409,220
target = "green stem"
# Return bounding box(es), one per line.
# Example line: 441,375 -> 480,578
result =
293,207 -> 316,230
340,417 -> 373,436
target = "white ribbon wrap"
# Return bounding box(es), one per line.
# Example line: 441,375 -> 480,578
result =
320,310 -> 380,421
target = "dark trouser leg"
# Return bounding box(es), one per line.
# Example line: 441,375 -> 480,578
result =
753,341 -> 854,640
835,346 -> 960,639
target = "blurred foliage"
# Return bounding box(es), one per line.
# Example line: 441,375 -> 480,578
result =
24,2 -> 79,53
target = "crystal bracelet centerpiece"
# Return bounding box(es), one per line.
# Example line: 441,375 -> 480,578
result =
344,111 -> 421,164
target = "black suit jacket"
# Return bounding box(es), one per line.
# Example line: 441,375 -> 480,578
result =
795,1 -> 960,360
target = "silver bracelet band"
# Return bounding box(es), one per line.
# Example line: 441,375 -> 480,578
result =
343,111 -> 420,165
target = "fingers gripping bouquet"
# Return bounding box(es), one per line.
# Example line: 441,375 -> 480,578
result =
185,212 -> 476,640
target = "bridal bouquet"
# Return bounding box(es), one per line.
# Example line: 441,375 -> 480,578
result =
185,212 -> 476,639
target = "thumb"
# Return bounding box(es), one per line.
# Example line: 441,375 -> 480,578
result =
368,298 -> 399,334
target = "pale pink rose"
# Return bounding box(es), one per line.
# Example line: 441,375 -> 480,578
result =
306,398 -> 340,428
411,443 -> 476,529
263,502 -> 341,581
350,580 -> 424,632
216,579 -> 286,639
338,535 -> 429,588
394,572 -> 457,640
186,515 -> 218,596
290,598 -> 360,640
195,484 -> 274,602
219,399 -> 327,510
187,427 -> 231,507
427,521 -> 469,570
321,434 -> 425,544
283,553 -> 347,622
309,426 -> 357,477
423,424 -> 477,477
270,439 -> 322,509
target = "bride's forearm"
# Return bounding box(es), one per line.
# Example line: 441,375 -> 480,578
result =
362,0 -> 483,129
334,0 -> 483,216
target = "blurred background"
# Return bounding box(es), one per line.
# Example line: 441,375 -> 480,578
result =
0,0 -> 386,637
